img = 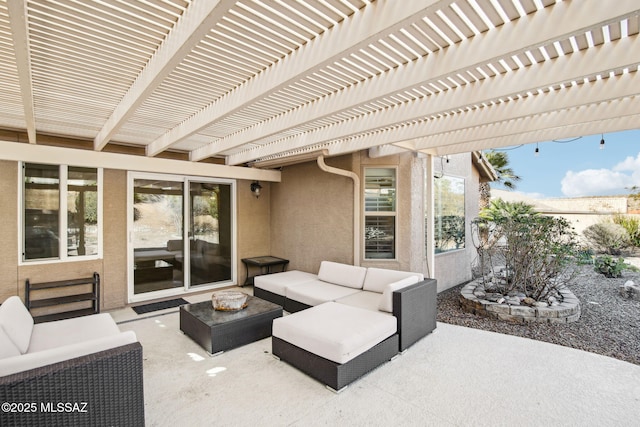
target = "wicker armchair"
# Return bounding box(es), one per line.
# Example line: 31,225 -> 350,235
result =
0,342 -> 144,427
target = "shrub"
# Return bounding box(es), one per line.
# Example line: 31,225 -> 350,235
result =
612,214 -> 640,247
583,222 -> 630,255
594,255 -> 626,278
472,201 -> 579,301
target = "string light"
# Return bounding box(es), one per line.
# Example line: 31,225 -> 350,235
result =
600,134 -> 605,150
534,143 -> 539,157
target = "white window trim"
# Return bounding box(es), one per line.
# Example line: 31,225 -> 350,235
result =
363,166 -> 398,261
18,162 -> 103,265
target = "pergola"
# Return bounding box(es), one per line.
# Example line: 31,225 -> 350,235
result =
1,0 -> 639,168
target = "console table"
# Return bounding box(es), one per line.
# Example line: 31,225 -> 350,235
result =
241,256 -> 289,286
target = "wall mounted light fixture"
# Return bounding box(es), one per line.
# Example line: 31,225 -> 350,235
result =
250,181 -> 262,198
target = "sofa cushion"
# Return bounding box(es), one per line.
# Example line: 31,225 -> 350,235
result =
0,296 -> 34,354
285,280 -> 361,306
317,261 -> 367,289
0,327 -> 21,359
28,313 -> 121,353
272,302 -> 397,364
0,330 -> 138,377
335,290 -> 386,313
378,276 -> 420,312
254,270 -> 318,296
363,268 -> 424,293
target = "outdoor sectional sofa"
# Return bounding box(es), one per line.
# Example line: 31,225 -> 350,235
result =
0,296 -> 144,426
254,261 -> 437,391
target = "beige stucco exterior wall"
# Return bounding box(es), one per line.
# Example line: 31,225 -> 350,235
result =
432,153 -> 479,292
0,160 -> 20,303
270,156 -> 354,273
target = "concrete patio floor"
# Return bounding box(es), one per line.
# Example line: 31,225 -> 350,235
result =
110,290 -> 640,427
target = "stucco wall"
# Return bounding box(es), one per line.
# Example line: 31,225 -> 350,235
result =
432,153 -> 479,292
270,156 -> 354,273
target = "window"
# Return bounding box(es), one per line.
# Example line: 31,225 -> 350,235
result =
364,168 -> 396,259
22,163 -> 102,262
433,175 -> 465,253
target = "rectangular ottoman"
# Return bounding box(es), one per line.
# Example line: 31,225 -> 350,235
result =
272,302 -> 399,391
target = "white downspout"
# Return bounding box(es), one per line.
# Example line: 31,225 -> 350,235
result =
317,155 -> 361,266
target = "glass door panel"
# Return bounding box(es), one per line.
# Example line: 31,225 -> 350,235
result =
132,179 -> 184,295
189,182 -> 232,286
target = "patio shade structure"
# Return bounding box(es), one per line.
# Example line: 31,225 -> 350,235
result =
0,0 -> 639,166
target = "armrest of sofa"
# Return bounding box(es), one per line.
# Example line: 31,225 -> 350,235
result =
392,278 -> 437,352
0,341 -> 144,427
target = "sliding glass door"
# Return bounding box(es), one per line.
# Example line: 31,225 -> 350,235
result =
129,174 -> 234,301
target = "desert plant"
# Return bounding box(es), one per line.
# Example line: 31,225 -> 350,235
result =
612,214 -> 640,247
583,222 -> 630,255
594,255 -> 626,278
472,202 -> 579,301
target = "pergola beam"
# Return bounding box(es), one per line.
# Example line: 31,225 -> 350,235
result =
7,0 -> 36,144
212,0 -> 640,164
149,0 -> 446,158
93,0 -> 237,151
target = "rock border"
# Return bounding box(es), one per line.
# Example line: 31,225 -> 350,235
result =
459,279 -> 581,323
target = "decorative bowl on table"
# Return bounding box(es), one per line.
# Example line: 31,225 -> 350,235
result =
212,291 -> 248,311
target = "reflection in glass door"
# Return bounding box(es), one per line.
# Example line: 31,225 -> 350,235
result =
130,174 -> 235,300
132,179 -> 184,296
189,182 -> 232,286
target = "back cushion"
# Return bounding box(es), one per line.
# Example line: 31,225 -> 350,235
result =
378,276 -> 420,312
0,327 -> 21,359
363,267 -> 424,293
0,296 -> 34,354
317,261 -> 367,289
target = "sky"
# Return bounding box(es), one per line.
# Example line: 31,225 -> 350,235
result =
489,129 -> 640,199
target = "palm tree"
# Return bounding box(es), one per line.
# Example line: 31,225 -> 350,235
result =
479,150 -> 521,209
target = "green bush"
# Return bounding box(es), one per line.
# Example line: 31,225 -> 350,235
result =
594,255 -> 626,278
612,214 -> 640,247
583,222 -> 630,255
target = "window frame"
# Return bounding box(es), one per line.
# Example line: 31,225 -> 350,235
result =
363,166 -> 397,261
19,162 -> 103,264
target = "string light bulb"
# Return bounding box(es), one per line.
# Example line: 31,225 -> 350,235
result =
534,143 -> 539,157
600,134 -> 605,150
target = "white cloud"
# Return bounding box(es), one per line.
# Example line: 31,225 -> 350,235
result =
561,153 -> 640,197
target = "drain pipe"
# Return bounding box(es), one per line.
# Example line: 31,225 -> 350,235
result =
317,155 -> 361,266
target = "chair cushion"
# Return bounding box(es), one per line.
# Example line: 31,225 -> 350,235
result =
254,270 -> 317,296
335,290 -> 385,313
363,268 -> 423,293
285,280 -> 361,306
0,296 -> 34,354
28,313 -> 121,353
378,276 -> 420,312
272,302 -> 397,364
317,261 -> 367,289
0,327 -> 21,359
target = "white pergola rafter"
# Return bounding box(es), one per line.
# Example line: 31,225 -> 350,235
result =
7,0 -> 36,144
147,0 -> 448,158
226,30 -> 640,165
215,0 -> 640,164
93,0 -> 237,151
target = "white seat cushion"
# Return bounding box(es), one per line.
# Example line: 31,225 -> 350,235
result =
273,302 -> 397,364
317,261 -> 367,289
363,268 -> 423,293
285,280 -> 361,306
0,327 -> 21,359
335,291 -> 385,313
254,270 -> 318,296
0,296 -> 34,354
28,313 -> 120,353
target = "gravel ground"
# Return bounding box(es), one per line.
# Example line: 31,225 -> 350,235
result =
437,262 -> 640,366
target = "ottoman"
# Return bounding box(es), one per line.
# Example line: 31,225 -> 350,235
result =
272,302 -> 399,391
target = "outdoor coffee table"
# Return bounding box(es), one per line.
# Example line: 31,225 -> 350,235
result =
179,295 -> 282,355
